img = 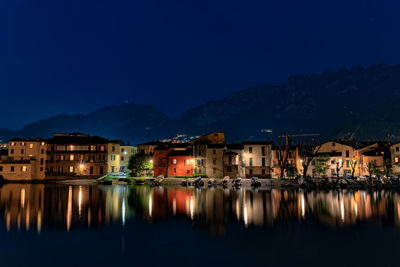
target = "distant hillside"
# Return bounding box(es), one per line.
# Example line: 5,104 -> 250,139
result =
12,103 -> 174,144
177,63 -> 400,142
2,63 -> 400,144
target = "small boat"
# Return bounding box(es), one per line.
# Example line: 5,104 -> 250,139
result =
193,177 -> 204,187
181,178 -> 189,186
222,176 -> 230,186
151,176 -> 164,186
232,178 -> 242,187
208,178 -> 216,187
251,177 -> 261,187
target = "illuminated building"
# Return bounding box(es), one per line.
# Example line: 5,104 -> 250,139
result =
46,133 -> 108,177
0,138 -> 47,180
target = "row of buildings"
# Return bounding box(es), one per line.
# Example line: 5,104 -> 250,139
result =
0,133 -> 137,181
1,130 -> 400,180
137,132 -> 400,179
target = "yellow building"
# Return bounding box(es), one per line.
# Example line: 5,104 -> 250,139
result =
0,138 -> 47,181
107,141 -> 137,175
311,141 -> 357,177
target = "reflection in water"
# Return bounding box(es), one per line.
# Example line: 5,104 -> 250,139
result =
1,184 -> 400,233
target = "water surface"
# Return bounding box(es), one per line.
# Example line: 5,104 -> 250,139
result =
1,184 -> 400,266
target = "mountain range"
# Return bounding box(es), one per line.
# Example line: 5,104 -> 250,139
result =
2,62 -> 400,144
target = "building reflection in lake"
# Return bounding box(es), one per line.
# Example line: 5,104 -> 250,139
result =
1,184 -> 400,233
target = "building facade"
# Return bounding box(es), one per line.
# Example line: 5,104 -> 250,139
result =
46,133 -> 108,177
242,141 -> 273,178
0,138 -> 47,180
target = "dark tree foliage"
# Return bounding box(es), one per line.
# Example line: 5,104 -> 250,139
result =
127,152 -> 154,177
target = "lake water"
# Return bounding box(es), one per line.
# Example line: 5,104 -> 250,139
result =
1,184 -> 400,266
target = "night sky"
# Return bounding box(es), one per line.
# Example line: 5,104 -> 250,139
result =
1,0 -> 399,129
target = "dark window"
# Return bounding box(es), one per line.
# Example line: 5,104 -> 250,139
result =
40,167 -> 43,172
100,166 -> 104,175
0,166 -> 2,172
249,169 -> 253,174
249,147 -> 253,154
261,147 -> 265,156
10,149 -> 14,154
262,158 -> 266,167
213,149 -> 216,155
21,149 -> 24,154
262,169 -> 266,175
121,156 -> 125,161
346,150 -> 349,157
11,166 -> 14,172
112,146 -> 115,152
41,149 -> 44,154
40,158 -> 44,165
332,142 -> 335,147
213,158 -> 217,165
249,158 -> 253,166
397,147 -> 399,152
228,156 -> 232,164
174,168 -> 176,173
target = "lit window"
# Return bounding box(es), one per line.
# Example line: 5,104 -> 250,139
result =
100,146 -> 105,151
172,159 -> 177,164
90,145 -> 96,151
395,157 -> 399,163
10,142 -> 15,146
41,142 -> 45,146
21,142 -> 25,146
69,166 -> 74,173
29,144 -> 33,149
22,166 -> 27,172
70,155 -> 74,161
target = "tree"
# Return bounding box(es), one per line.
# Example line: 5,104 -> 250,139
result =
298,138 -> 321,179
365,161 -> 377,177
382,161 -> 393,178
285,164 -> 297,179
127,152 -> 154,177
313,154 -> 330,177
349,159 -> 357,178
334,159 -> 343,180
276,134 -> 291,179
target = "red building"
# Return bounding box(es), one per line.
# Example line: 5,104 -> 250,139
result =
153,145 -> 170,177
167,149 -> 193,177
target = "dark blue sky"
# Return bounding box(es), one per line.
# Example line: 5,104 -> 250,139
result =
1,0 -> 399,129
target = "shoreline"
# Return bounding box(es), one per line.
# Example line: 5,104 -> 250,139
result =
2,177 -> 400,191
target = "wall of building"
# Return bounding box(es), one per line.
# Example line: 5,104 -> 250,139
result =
206,147 -> 224,178
168,156 -> 193,177
242,143 -> 272,178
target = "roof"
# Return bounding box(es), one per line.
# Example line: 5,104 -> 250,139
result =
167,149 -> 193,157
109,140 -> 125,145
322,140 -> 356,148
172,143 -> 191,149
46,133 -> 109,145
224,151 -> 238,156
137,140 -> 163,146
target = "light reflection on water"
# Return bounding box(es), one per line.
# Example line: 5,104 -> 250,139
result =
1,184 -> 400,233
